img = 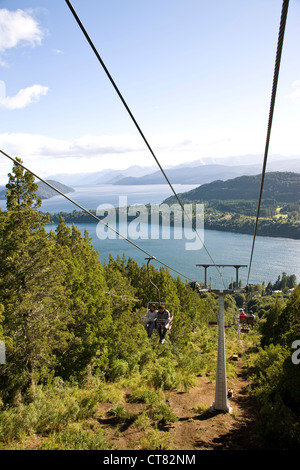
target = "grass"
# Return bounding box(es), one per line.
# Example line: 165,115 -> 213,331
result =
135,428 -> 176,450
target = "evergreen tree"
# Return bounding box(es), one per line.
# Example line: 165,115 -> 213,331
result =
0,161 -> 71,401
273,286 -> 300,347
54,220 -> 112,380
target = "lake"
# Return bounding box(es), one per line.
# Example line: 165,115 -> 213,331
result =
54,222 -> 299,288
1,184 -> 299,287
0,184 -> 199,213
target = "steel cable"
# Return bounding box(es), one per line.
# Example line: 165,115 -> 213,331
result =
0,149 -> 196,282
65,0 -> 225,287
247,0 -> 290,285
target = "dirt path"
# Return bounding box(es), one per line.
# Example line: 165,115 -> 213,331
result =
167,371 -> 258,450
98,357 -> 260,451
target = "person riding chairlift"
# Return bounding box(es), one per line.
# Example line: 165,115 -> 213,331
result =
157,305 -> 171,344
239,310 -> 247,324
145,303 -> 157,338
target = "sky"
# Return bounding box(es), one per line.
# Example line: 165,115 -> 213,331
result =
0,0 -> 300,185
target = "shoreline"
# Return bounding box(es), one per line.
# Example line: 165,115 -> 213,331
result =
41,209 -> 300,241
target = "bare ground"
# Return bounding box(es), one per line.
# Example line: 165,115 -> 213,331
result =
96,360 -> 260,451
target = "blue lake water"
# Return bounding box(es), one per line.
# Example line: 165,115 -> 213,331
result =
1,184 -> 299,287
12,184 -> 197,213
57,222 -> 299,288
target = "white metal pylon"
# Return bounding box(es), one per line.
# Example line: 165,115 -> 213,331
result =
196,264 -> 247,413
210,292 -> 232,413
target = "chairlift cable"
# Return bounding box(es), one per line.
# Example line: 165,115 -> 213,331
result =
65,0 -> 225,288
0,150 -> 195,282
247,0 -> 289,285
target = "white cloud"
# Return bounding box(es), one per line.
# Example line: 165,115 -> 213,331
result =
285,80 -> 300,102
0,126 -> 298,185
0,8 -> 44,65
0,84 -> 48,109
0,133 -> 144,161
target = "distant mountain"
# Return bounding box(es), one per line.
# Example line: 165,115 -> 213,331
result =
47,165 -> 157,186
163,172 -> 300,204
0,180 -> 75,200
45,155 -> 300,187
114,159 -> 300,185
113,164 -> 255,185
35,180 -> 75,199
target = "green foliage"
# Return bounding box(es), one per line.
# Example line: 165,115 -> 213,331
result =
0,383 -> 99,444
166,172 -> 300,204
1,161 -> 299,449
252,344 -> 289,396
265,273 -> 297,295
250,287 -> 300,449
136,428 -> 176,450
164,173 -> 300,239
40,426 -> 109,450
148,357 -> 177,390
128,384 -> 164,405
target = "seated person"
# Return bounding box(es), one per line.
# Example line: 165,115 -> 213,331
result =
145,303 -> 157,338
157,305 -> 171,344
239,310 -> 247,324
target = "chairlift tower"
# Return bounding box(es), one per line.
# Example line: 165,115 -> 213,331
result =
196,264 -> 247,413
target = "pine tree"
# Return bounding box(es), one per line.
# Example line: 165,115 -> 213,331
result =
54,220 -> 112,380
0,161 -> 71,401
273,287 -> 300,347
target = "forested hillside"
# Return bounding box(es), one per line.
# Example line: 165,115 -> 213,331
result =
164,172 -> 300,239
0,159 -> 299,450
167,172 -> 299,203
0,179 -> 74,200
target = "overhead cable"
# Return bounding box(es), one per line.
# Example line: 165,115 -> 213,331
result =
0,149 -> 196,282
247,0 -> 290,285
65,0 -> 225,287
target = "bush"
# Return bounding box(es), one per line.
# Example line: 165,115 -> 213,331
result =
256,394 -> 300,449
128,384 -> 164,406
148,403 -> 177,425
40,426 -> 109,450
110,359 -> 129,380
148,358 -> 177,390
0,383 -> 99,444
252,344 -> 289,398
251,343 -> 300,449
136,428 -> 176,450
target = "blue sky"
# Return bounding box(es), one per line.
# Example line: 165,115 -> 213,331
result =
0,0 -> 299,184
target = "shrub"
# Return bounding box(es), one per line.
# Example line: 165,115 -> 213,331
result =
136,428 -> 176,450
0,383 -> 99,444
40,427 -> 109,450
252,344 -> 289,398
128,384 -> 164,406
110,359 -> 129,380
148,359 -> 177,390
148,403 -> 177,425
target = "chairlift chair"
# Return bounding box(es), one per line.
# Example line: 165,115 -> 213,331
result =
245,313 -> 256,326
145,258 -> 175,337
238,311 -> 247,324
146,301 -> 175,332
207,314 -> 218,327
241,325 -> 250,334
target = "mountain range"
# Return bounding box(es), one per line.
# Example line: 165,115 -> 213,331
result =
1,156 -> 299,201
47,155 -> 300,187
